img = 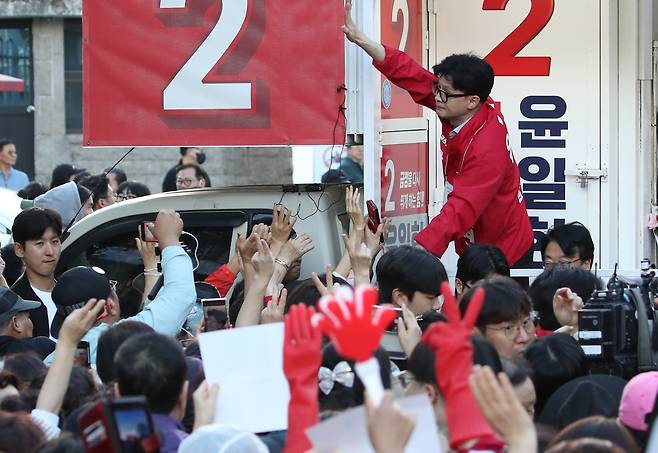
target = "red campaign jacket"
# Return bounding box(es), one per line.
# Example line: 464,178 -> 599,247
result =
374,45 -> 534,265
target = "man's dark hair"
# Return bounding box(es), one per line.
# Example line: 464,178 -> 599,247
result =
540,222 -> 594,264
285,274 -> 350,312
176,163 -> 209,181
0,353 -> 47,389
529,267 -> 602,331
17,182 -> 47,200
375,246 -> 448,304
103,168 -> 127,185
61,366 -> 98,420
78,174 -> 112,207
11,207 -> 62,246
0,139 -> 13,153
524,333 -> 586,413
460,277 -> 532,330
0,412 -> 44,453
179,147 -> 198,156
549,416 -> 640,453
502,357 -> 533,387
432,53 -> 494,104
117,181 -> 151,198
77,184 -> 91,206
408,336 -> 502,387
114,332 -> 187,414
456,244 -> 510,285
96,321 -> 155,384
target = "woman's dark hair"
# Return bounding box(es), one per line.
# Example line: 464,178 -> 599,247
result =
408,336 -> 502,388
456,244 -> 510,285
51,164 -> 84,189
61,367 -> 98,420
375,246 -> 448,305
117,180 -> 151,198
319,344 -> 392,412
460,277 -> 532,330
432,53 -> 494,104
96,321 -> 155,384
0,411 -> 44,453
72,171 -> 91,184
181,357 -> 205,432
78,174 -> 111,207
11,207 -> 62,246
1,244 -> 23,287
524,333 -> 586,413
529,267 -> 602,331
0,353 -> 47,391
285,274 -> 350,312
549,416 -> 640,453
502,357 -> 532,387
546,438 -> 626,453
17,182 -> 47,200
37,433 -> 85,453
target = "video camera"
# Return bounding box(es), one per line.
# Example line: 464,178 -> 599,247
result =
578,259 -> 658,379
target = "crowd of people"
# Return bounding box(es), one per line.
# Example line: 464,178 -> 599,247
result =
0,177 -> 654,452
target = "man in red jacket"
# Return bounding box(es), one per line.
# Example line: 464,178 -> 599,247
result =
343,1 -> 533,267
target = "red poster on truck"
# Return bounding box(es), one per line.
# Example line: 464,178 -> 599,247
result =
83,0 -> 345,147
379,0 -> 424,119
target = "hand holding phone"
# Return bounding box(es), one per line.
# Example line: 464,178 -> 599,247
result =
139,222 -> 157,243
203,298 -> 228,332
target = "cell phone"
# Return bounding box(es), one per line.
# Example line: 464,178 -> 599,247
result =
203,298 -> 228,332
366,200 -> 381,234
75,340 -> 90,368
80,396 -> 160,453
138,222 -> 157,243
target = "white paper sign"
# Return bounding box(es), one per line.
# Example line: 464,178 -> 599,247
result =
306,394 -> 443,453
198,323 -> 290,433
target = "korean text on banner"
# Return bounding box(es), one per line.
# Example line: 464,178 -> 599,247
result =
198,323 -> 290,433
83,0 -> 345,146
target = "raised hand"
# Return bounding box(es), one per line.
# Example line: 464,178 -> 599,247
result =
552,287 -> 583,328
252,239 -> 275,282
345,186 -> 365,229
152,209 -> 183,249
237,231 -> 261,264
261,284 -> 287,324
278,233 -> 315,265
271,205 -> 297,255
397,303 -> 422,358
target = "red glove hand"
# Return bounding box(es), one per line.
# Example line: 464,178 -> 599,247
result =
314,285 -> 396,363
283,304 -> 322,453
422,282 -> 497,449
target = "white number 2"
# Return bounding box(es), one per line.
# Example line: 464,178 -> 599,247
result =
161,0 -> 252,110
391,0 -> 409,51
384,159 -> 396,212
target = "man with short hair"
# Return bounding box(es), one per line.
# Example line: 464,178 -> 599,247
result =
460,277 -> 536,358
11,207 -> 62,338
540,221 -> 594,271
343,1 -> 533,267
162,147 -> 211,192
339,144 -> 364,183
114,332 -> 189,452
0,287 -> 55,358
79,174 -> 116,210
175,163 -> 210,191
0,139 -> 29,192
375,245 -> 448,315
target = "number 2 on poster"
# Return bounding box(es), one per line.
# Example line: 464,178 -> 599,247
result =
161,0 -> 252,110
391,0 -> 409,51
482,0 -> 555,76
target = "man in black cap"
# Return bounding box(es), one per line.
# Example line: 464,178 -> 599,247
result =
0,287 -> 55,359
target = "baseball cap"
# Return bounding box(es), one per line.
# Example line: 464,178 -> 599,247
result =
51,266 -> 112,338
178,425 -> 269,453
0,287 -> 41,325
618,371 -> 658,431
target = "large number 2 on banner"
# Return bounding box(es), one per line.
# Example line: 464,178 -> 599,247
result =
161,0 -> 252,110
391,0 -> 409,51
482,0 -> 554,76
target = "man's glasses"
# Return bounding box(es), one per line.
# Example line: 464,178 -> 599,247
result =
116,192 -> 137,201
176,177 -> 196,188
543,258 -> 582,270
431,80 -> 472,103
486,317 -> 535,339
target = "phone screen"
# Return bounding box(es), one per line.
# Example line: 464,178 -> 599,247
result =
139,222 -> 157,243
113,406 -> 154,450
203,298 -> 228,332
75,341 -> 90,368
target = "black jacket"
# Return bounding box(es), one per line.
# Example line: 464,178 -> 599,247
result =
0,335 -> 56,359
11,274 -> 51,338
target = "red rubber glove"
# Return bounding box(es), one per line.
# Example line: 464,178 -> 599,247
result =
422,282 -> 497,449
283,304 -> 322,453
314,285 -> 396,362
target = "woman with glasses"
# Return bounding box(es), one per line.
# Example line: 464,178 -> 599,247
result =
116,181 -> 151,202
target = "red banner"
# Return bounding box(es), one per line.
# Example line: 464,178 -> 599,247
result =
381,143 -> 428,217
83,0 -> 345,146
380,0 -> 424,119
